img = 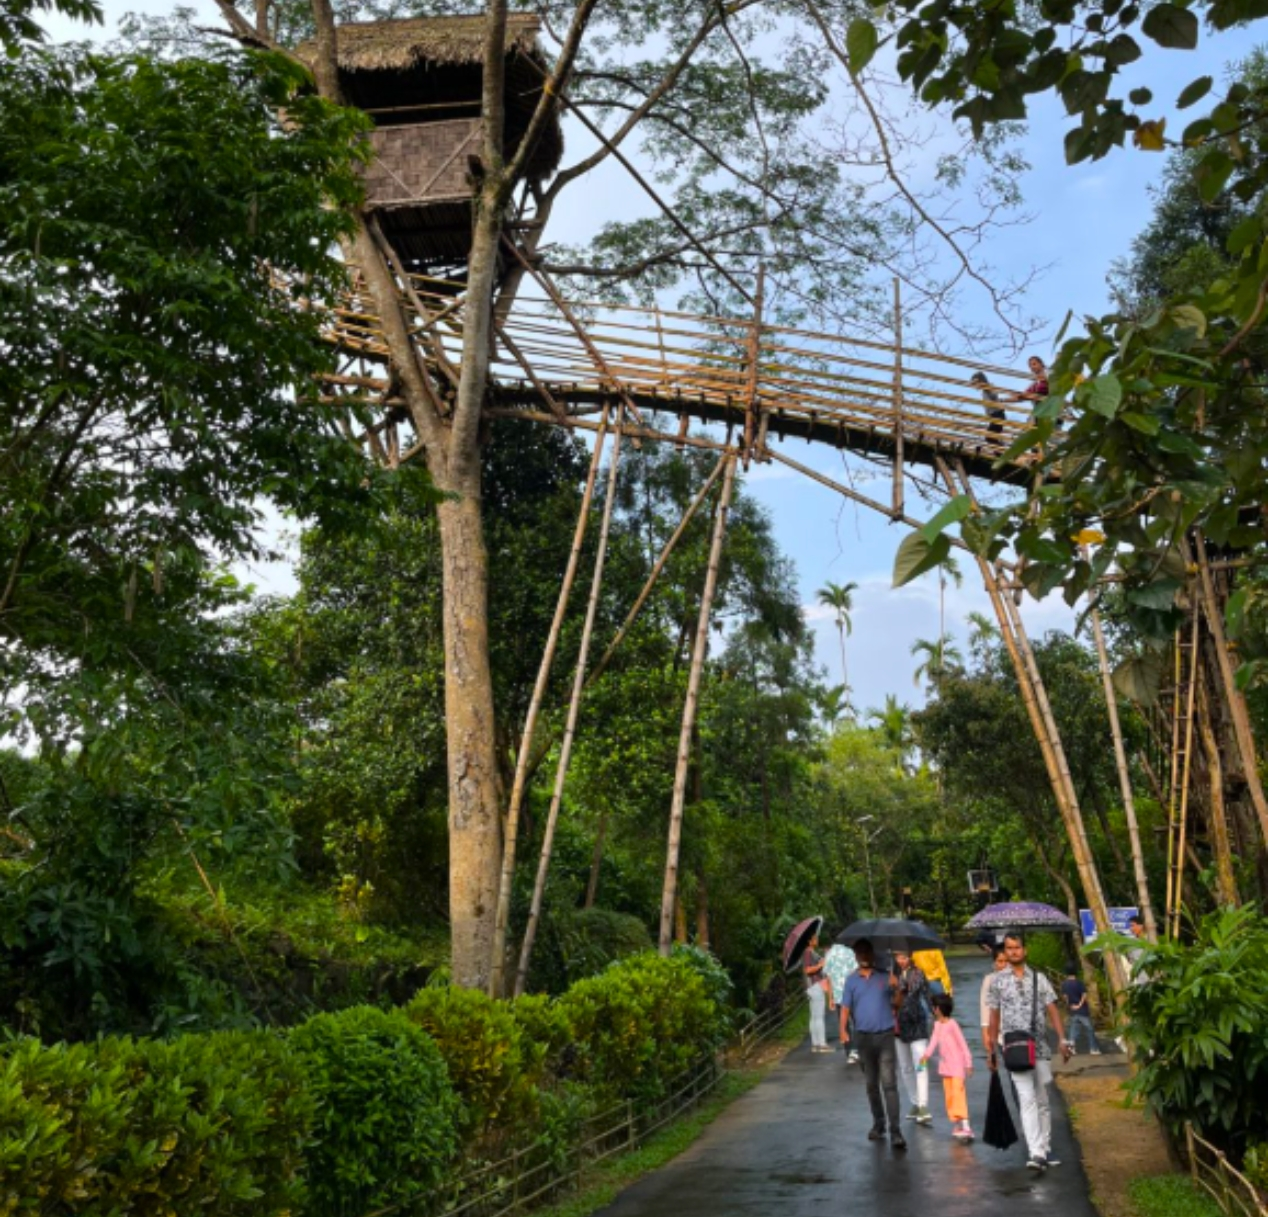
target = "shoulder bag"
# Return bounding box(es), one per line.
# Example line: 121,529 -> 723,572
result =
1002,970 -> 1039,1073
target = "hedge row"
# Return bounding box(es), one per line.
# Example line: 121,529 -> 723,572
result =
0,948 -> 730,1217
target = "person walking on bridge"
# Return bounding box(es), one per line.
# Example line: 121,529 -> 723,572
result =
986,932 -> 1073,1172
840,939 -> 907,1151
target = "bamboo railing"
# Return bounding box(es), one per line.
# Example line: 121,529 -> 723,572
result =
320,268 -> 1042,481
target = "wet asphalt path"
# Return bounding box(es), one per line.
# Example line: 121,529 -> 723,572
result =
595,953 -> 1097,1217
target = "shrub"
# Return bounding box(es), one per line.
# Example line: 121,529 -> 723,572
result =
557,951 -> 722,1101
290,1006 -> 460,1217
404,986 -> 534,1131
531,907 -> 652,994
1123,906 -> 1268,1158
510,992 -> 575,1082
670,945 -> 735,1032
0,1029 -> 311,1215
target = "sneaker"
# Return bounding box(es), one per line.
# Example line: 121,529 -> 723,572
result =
953,1126 -> 974,1142
916,1106 -> 933,1126
1091,1048 -> 1102,1055
1027,1157 -> 1047,1172
905,1104 -> 920,1122
891,1133 -> 908,1151
868,1126 -> 886,1141
1044,1155 -> 1062,1167
848,1051 -> 860,1064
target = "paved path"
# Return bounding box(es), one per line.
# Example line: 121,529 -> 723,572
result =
596,954 -> 1098,1217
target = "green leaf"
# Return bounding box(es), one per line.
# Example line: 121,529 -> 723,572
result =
1176,75 -> 1213,108
1085,374 -> 1122,417
1226,588 -> 1248,639
920,495 -> 972,543
847,18 -> 879,73
1120,411 -> 1161,434
1127,578 -> 1181,611
1141,4 -> 1199,49
892,530 -> 951,588
1226,214 -> 1261,256
1113,652 -> 1166,707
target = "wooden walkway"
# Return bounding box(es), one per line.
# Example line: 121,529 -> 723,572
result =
322,269 -> 1041,485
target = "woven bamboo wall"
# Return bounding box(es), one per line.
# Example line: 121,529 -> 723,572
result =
364,118 -> 479,207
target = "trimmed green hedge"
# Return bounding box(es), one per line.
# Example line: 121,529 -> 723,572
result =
291,1006 -> 460,1217
0,1029 -> 310,1215
0,947 -> 731,1214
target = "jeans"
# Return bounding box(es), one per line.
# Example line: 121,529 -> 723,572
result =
896,1038 -> 930,1108
1069,1009 -> 1097,1052
856,1032 -> 902,1132
807,984 -> 827,1048
1011,1059 -> 1054,1159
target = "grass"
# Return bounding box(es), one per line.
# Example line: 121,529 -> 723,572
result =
1128,1175 -> 1224,1217
534,1009 -> 804,1217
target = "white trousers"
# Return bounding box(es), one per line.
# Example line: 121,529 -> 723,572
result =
807,984 -> 827,1048
1011,1059 -> 1054,1158
896,1038 -> 930,1107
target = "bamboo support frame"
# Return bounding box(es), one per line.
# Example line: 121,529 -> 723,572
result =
1089,596 -> 1159,942
1192,531 -> 1268,846
943,458 -> 1125,999
515,418 -> 627,996
1166,611 -> 1200,940
489,409 -> 612,997
742,267 -> 765,468
892,278 -> 904,519
658,452 -> 738,954
1196,675 -> 1241,908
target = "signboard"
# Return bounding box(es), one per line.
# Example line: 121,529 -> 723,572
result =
1079,907 -> 1138,945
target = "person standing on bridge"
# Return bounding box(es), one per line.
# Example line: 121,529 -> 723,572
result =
840,939 -> 907,1150
971,371 -> 1006,446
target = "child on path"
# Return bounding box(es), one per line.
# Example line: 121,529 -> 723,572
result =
922,993 -> 975,1142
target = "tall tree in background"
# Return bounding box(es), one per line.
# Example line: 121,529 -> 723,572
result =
817,580 -> 858,691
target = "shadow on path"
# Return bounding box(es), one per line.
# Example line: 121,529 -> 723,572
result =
595,953 -> 1098,1217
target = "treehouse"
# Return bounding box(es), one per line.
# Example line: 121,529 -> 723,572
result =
304,14 -> 563,275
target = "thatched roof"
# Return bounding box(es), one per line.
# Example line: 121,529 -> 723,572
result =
300,13 -> 545,74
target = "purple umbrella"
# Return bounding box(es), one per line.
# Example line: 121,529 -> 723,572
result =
782,916 -> 824,973
967,902 -> 1077,932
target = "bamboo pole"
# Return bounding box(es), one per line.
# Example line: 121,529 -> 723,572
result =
892,278 -> 905,519
1168,611 -> 1200,940
587,453 -> 728,690
488,410 -> 611,997
1192,531 -> 1268,846
514,419 -> 627,996
659,452 -> 738,954
742,267 -> 765,469
943,459 -> 1125,998
1089,596 -> 1159,942
1196,675 -> 1241,908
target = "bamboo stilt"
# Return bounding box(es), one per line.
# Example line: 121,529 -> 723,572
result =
659,452 -> 738,954
514,419 -> 626,996
892,278 -> 904,519
488,410 -> 611,997
742,267 -> 765,469
1192,532 -> 1268,848
1168,614 -> 1200,940
1196,676 -> 1241,908
1089,598 -> 1159,942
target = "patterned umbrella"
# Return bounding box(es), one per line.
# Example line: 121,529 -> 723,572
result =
967,902 -> 1077,932
782,916 -> 824,973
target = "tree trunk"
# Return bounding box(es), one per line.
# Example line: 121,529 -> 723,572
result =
695,872 -> 710,947
436,483 -> 504,990
1196,677 -> 1240,907
585,809 -> 609,910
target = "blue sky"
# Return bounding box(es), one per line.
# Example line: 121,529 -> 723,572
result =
44,3 -> 1256,716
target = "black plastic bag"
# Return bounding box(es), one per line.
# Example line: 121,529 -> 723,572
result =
983,1070 -> 1019,1150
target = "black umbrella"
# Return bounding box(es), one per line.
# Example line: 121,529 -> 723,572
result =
835,918 -> 945,953
982,1071 -> 1020,1151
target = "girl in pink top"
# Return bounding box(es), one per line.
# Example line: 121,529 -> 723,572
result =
922,993 -> 975,1142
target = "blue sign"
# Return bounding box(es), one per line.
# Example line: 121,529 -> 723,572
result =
1079,907 -> 1138,944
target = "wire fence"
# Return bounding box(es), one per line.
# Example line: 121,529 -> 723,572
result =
1186,1126 -> 1268,1217
413,984 -> 808,1217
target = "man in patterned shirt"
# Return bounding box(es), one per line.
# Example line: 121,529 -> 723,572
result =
985,932 -> 1073,1172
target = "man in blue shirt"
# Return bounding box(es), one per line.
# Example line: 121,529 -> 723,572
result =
840,939 -> 906,1150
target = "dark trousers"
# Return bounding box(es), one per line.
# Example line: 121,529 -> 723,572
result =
856,1032 -> 902,1132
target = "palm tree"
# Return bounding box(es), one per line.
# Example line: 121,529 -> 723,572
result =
819,683 -> 854,728
911,636 -> 964,688
817,580 -> 859,687
869,694 -> 913,766
935,554 -> 963,650
966,610 -> 998,649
